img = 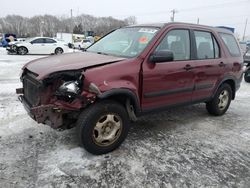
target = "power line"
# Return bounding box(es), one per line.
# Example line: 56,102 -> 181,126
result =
111,0 -> 249,18
179,0 -> 249,12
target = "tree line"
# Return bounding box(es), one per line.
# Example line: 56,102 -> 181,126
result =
0,14 -> 137,38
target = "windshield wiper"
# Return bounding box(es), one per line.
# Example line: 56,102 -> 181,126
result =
96,51 -> 109,55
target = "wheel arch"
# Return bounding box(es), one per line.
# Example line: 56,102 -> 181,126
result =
18,46 -> 28,53
215,77 -> 236,100
98,89 -> 141,116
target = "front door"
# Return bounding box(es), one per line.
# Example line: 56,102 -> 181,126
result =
142,29 -> 195,110
30,38 -> 46,54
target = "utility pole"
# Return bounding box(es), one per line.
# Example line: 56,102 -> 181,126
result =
243,18 -> 248,41
70,9 -> 73,44
170,9 -> 178,22
197,18 -> 200,24
70,9 -> 73,20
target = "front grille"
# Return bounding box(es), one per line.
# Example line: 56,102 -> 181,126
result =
23,74 -> 41,107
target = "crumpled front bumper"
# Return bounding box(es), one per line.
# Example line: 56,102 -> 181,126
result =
17,94 -> 63,129
6,45 -> 18,54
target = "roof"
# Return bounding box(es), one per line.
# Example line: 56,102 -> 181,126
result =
127,22 -> 233,34
127,23 -> 166,28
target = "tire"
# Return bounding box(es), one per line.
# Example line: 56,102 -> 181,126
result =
55,47 -> 63,55
244,69 -> 250,83
206,83 -> 232,116
76,100 -> 130,155
18,46 -> 28,55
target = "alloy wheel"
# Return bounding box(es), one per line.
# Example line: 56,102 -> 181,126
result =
218,90 -> 229,110
92,114 -> 122,147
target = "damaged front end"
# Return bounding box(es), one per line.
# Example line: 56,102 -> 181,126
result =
16,69 -> 96,129
6,44 -> 18,54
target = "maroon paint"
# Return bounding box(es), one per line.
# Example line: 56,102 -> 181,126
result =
17,23 -> 244,128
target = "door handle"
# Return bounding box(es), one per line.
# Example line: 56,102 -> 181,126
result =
183,64 -> 193,71
219,62 -> 225,67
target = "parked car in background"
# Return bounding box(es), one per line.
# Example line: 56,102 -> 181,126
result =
0,33 -> 17,47
244,48 -> 250,62
17,23 -> 244,154
6,37 -> 69,55
244,48 -> 250,82
8,38 -> 26,46
239,41 -> 247,54
74,39 -> 93,50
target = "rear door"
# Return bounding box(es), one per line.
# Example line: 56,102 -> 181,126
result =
191,30 -> 225,101
142,29 -> 196,110
44,38 -> 57,54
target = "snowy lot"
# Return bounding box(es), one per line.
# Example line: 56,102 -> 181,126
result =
0,47 -> 249,188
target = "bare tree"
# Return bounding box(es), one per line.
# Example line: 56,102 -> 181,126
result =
124,16 -> 137,25
0,14 -> 135,37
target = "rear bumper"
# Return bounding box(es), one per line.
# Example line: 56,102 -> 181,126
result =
17,94 -> 64,129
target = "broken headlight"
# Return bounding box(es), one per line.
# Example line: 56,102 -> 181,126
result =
56,81 -> 81,102
58,81 -> 80,94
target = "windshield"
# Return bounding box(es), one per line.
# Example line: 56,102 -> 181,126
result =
87,27 -> 159,58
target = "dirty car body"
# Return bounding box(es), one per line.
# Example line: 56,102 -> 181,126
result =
17,23 -> 244,154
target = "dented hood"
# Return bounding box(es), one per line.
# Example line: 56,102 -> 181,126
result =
23,52 -> 126,80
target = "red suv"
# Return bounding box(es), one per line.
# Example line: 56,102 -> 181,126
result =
17,23 -> 244,154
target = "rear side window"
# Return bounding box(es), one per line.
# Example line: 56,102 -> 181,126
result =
219,33 -> 241,57
32,38 -> 44,44
156,29 -> 190,61
45,38 -> 56,43
194,31 -> 220,59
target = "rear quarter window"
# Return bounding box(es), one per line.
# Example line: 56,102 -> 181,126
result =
219,33 -> 241,57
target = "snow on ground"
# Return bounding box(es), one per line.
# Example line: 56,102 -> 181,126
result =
0,47 -> 250,187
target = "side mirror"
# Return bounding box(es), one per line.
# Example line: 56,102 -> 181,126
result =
149,50 -> 174,63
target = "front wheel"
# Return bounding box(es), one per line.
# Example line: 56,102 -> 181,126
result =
244,68 -> 250,83
18,46 -> 28,55
206,83 -> 232,116
76,100 -> 130,155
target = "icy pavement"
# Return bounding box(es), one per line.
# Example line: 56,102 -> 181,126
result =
0,47 -> 249,187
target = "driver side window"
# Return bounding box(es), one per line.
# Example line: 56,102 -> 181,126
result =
156,29 -> 190,61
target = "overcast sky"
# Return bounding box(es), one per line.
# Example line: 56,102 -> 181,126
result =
1,0 -> 249,38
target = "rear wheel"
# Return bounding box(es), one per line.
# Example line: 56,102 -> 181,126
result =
206,83 -> 232,116
76,100 -> 130,155
18,46 -> 28,55
55,47 -> 63,55
244,68 -> 250,83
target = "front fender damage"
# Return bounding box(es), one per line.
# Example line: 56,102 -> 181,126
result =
35,91 -> 97,128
